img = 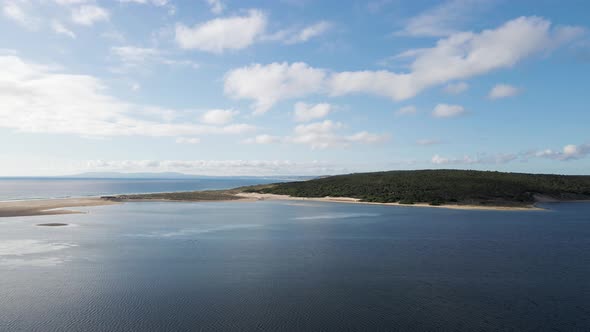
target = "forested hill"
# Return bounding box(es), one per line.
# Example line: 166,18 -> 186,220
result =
246,170 -> 590,207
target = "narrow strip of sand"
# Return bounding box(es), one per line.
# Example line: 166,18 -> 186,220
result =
0,192 -> 543,218
0,198 -> 119,218
236,193 -> 544,211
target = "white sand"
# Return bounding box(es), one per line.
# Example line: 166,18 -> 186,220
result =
236,193 -> 543,211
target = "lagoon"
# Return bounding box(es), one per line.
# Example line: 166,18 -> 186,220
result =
1,200 -> 589,331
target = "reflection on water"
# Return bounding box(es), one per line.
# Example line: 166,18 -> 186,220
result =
1,201 -> 589,331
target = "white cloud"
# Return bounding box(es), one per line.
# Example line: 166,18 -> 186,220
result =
240,120 -> 388,149
293,102 -> 332,122
289,120 -> 388,149
225,62 -> 327,114
84,159 -> 344,176
2,1 -> 38,29
395,105 -> 417,116
225,17 -> 581,112
432,104 -> 465,118
175,10 -> 266,53
431,153 -> 517,165
176,137 -> 201,144
206,0 -> 224,14
431,142 -> 590,166
200,109 -> 238,125
51,20 -> 76,38
443,82 -> 468,94
0,55 -> 255,138
331,17 -> 582,100
268,21 -> 332,44
488,83 -> 520,99
241,134 -> 281,144
396,0 -> 492,37
534,144 -> 590,161
71,5 -> 109,25
110,46 -> 199,70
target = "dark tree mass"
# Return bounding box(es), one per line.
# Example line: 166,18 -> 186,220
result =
247,170 -> 590,207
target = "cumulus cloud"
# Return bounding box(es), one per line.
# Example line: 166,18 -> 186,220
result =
51,20 -> 76,38
200,109 -> 238,125
175,10 -> 266,53
225,17 -> 582,113
71,5 -> 109,25
289,120 -> 388,149
534,144 -> 590,161
0,55 -> 255,138
443,82 -> 468,94
488,83 -> 520,99
395,105 -> 417,116
293,102 -> 332,122
225,62 -> 327,114
432,104 -> 465,118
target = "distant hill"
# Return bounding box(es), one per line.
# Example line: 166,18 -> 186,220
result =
245,169 -> 590,207
69,172 -> 202,179
68,172 -> 315,181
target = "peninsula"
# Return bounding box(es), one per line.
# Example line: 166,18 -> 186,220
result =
2,170 -> 590,217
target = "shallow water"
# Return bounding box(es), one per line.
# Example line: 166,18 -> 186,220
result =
1,201 -> 589,331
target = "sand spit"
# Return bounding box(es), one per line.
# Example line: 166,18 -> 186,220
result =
0,198 -> 119,218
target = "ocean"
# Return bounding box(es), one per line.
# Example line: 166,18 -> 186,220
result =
0,177 -> 287,201
1,196 -> 589,331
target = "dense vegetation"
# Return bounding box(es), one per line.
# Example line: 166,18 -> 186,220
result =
246,170 -> 590,207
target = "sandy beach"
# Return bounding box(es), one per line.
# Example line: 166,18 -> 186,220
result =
0,192 -> 544,218
0,197 -> 120,218
236,193 -> 544,211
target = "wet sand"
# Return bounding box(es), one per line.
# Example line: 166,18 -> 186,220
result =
0,198 -> 119,218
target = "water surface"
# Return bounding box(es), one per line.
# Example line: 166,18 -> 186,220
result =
1,201 -> 589,331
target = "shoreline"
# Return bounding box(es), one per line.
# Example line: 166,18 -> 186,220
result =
0,192 -> 560,218
235,193 -> 545,211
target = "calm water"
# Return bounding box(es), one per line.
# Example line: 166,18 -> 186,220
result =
0,177 -> 285,201
1,200 -> 589,331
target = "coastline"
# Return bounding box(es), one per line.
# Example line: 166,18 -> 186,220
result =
0,191 -> 551,218
236,193 -> 545,211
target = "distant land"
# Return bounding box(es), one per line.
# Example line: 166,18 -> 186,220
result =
62,172 -> 314,181
110,169 -> 590,209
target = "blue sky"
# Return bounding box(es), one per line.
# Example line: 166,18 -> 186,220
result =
1,0 -> 589,176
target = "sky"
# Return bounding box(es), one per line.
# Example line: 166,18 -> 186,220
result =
1,0 -> 589,176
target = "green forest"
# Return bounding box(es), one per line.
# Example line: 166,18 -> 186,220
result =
245,170 -> 590,207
